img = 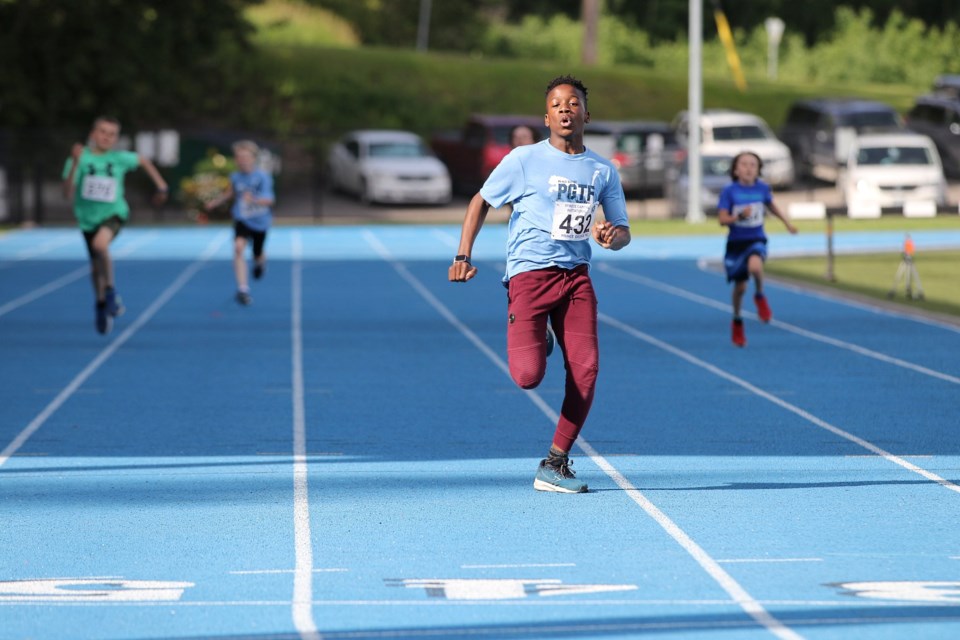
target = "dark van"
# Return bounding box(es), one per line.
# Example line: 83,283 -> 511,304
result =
907,93 -> 960,177
778,98 -> 904,183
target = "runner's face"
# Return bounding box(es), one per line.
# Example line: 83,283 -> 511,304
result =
511,126 -> 535,148
234,149 -> 255,172
91,121 -> 119,152
544,85 -> 589,138
735,154 -> 760,184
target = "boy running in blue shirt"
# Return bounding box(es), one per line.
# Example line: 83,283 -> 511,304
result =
205,141 -> 275,305
449,75 -> 631,493
62,116 -> 169,334
717,151 -> 797,347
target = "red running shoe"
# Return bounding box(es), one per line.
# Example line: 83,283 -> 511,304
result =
731,318 -> 746,347
754,294 -> 772,323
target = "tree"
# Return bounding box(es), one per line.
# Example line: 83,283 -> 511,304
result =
0,0 -> 262,129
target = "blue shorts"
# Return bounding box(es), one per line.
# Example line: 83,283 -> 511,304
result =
724,239 -> 767,283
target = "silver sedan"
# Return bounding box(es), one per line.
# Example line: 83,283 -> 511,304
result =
327,130 -> 452,205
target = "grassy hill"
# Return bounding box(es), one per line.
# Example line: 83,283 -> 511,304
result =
255,43 -> 918,141
240,2 -> 920,145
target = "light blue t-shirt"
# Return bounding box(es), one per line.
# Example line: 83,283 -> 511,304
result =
480,139 -> 628,281
717,180 -> 772,243
230,169 -> 275,232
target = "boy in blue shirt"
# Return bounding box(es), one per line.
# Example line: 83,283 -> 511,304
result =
449,75 -> 631,493
205,141 -> 275,305
717,151 -> 797,347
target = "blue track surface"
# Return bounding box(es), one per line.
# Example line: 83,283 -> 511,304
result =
2,225 -> 960,640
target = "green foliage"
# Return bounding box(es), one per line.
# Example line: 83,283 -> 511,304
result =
245,0 -> 359,47
308,0 -> 492,51
477,6 -> 960,93
178,149 -> 237,223
480,14 -> 655,67
0,0 -> 268,129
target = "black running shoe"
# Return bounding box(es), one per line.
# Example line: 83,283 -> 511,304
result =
105,288 -> 125,317
253,263 -> 264,280
95,302 -> 112,335
236,290 -> 252,306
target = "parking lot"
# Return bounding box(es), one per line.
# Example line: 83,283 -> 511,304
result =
305,179 -> 960,225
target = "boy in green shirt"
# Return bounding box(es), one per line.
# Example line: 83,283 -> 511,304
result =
62,116 -> 168,334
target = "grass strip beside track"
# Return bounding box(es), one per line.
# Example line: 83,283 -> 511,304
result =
767,250 -> 960,319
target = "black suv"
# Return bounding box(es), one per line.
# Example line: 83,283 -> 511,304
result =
778,98 -> 904,183
906,77 -> 960,177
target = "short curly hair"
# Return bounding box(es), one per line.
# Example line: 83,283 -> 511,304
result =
545,75 -> 588,106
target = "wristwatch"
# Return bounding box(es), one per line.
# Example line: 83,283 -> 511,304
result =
453,255 -> 471,264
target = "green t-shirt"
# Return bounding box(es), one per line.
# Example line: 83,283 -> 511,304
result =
62,148 -> 141,231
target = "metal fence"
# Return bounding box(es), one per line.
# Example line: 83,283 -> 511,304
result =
0,127 -> 334,227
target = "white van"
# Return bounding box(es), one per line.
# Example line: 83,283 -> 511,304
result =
840,133 -> 946,213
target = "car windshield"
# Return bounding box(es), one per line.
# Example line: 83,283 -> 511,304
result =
617,131 -> 676,153
681,156 -> 732,176
703,156 -> 732,176
368,142 -> 427,158
856,145 -> 932,166
711,125 -> 768,141
840,111 -> 900,130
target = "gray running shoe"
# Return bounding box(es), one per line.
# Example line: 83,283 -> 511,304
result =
534,457 -> 587,493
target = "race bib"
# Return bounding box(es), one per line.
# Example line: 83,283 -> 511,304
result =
733,202 -> 763,227
240,201 -> 269,219
81,176 -> 118,203
551,201 -> 594,241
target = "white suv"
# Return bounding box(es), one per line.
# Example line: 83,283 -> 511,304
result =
673,109 -> 795,188
840,132 -> 946,213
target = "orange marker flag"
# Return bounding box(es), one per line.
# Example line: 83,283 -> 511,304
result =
903,234 -> 915,257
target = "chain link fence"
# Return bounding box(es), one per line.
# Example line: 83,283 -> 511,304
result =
0,127 -> 334,227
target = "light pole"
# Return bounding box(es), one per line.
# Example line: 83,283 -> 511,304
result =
416,0 -> 432,52
686,0 -> 704,223
765,17 -> 785,80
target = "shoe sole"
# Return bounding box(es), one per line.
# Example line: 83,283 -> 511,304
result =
533,478 -> 588,493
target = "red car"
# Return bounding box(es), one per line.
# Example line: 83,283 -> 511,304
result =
431,114 -> 548,194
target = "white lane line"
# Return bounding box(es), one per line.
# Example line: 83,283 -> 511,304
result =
0,233 -> 77,269
231,569 -> 348,575
362,231 -> 802,640
0,230 -> 160,319
430,228 -> 458,249
0,266 -> 88,318
717,558 -> 824,564
461,564 -> 576,569
600,311 -> 960,496
598,262 -> 960,386
0,230 -> 229,468
2,598 -> 959,608
290,231 -> 322,640
696,257 -> 960,335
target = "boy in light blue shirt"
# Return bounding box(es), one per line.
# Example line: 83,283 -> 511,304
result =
205,140 -> 275,305
449,75 -> 631,493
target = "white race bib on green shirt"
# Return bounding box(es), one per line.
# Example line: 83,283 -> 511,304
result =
81,175 -> 118,203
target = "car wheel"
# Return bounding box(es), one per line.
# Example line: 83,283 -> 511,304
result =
359,178 -> 374,205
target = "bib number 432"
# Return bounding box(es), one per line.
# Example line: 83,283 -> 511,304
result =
551,202 -> 594,241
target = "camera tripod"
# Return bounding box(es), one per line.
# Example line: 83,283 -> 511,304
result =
887,236 -> 924,301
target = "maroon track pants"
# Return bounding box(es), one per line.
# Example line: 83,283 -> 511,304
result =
506,265 -> 599,452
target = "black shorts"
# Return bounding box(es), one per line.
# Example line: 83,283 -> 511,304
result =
234,220 -> 268,257
82,216 -> 124,258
